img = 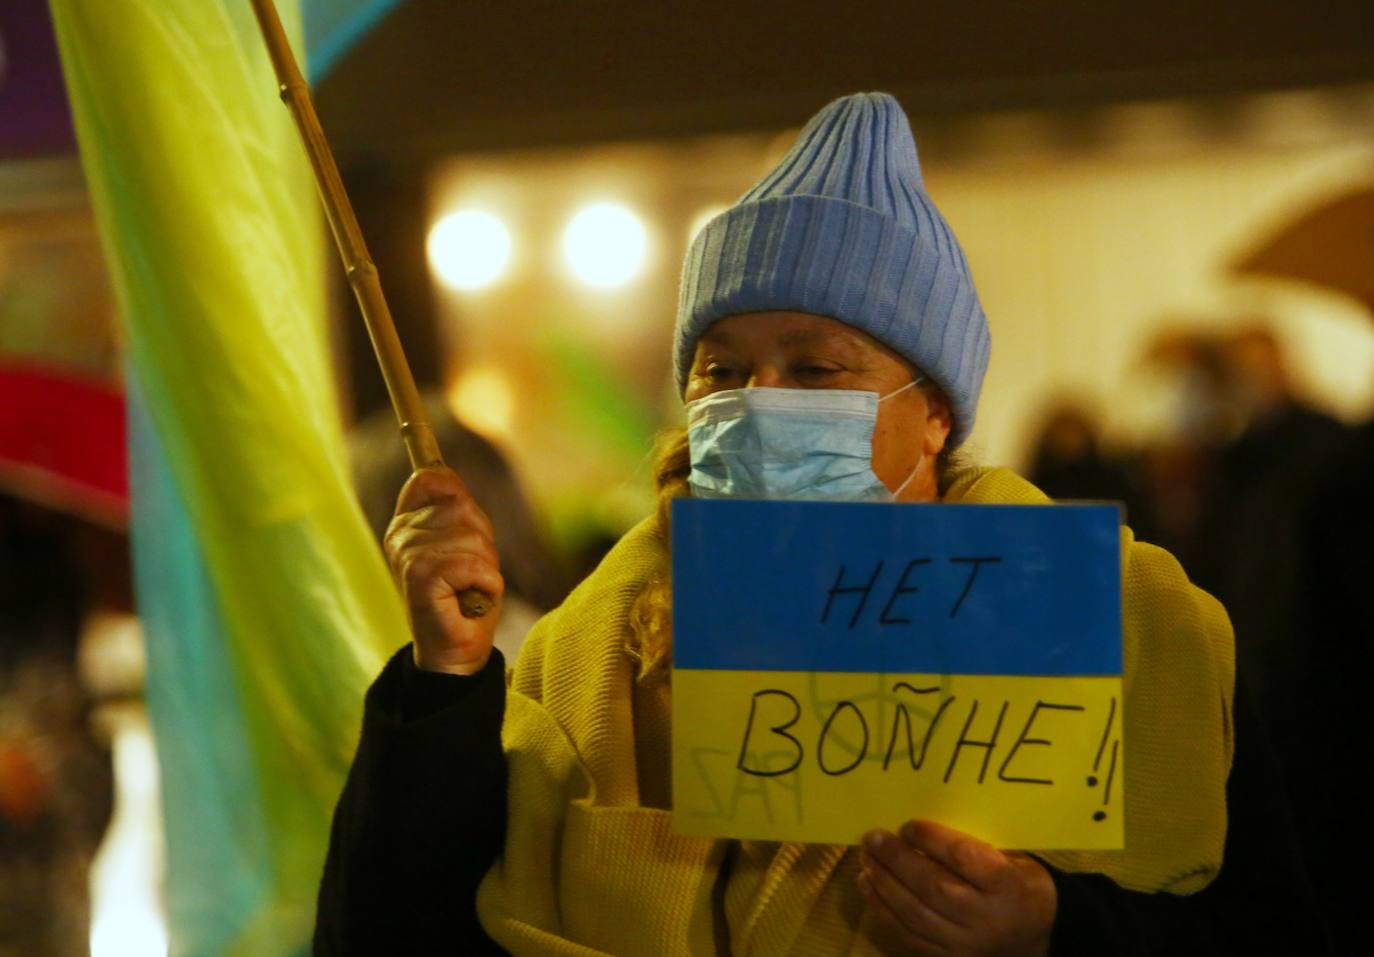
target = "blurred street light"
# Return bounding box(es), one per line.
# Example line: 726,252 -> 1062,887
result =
447,366 -> 516,438
427,209 -> 512,291
87,702 -> 166,957
562,203 -> 647,288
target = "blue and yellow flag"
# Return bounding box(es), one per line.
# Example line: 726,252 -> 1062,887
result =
49,1 -> 406,952
671,498 -> 1125,850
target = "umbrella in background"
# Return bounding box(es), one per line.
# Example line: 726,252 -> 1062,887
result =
1233,185 -> 1374,314
0,365 -> 127,527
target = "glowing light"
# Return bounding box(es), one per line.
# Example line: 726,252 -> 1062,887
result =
427,210 -> 512,291
447,367 -> 516,437
562,203 -> 648,288
687,204 -> 728,244
90,908 -> 168,957
88,707 -> 167,957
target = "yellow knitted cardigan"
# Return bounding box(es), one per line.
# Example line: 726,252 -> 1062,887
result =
476,467 -> 1235,956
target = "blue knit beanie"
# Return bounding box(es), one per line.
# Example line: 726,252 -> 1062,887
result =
674,92 -> 990,447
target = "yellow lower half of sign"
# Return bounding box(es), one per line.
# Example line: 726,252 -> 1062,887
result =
671,669 -> 1124,850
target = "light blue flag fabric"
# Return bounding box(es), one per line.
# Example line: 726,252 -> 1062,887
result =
128,380 -> 274,957
303,0 -> 405,81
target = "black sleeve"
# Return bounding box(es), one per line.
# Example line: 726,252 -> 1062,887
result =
1046,868 -> 1151,956
314,646 -> 510,957
1045,671 -> 1326,957
1046,868 -> 1212,956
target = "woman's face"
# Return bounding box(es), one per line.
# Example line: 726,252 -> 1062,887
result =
684,311 -> 952,502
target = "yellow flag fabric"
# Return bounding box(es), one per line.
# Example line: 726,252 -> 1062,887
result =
49,1 -> 407,952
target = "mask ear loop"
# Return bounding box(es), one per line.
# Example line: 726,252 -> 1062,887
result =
890,458 -> 922,500
878,376 -> 926,403
881,376 -> 930,500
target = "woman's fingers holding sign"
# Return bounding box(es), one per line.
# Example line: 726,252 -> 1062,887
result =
859,820 -> 1056,957
385,466 -> 503,675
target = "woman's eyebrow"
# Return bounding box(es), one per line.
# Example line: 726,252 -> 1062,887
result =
698,326 -> 866,356
777,329 -> 865,356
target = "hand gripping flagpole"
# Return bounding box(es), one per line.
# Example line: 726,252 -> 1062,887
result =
247,0 -> 493,618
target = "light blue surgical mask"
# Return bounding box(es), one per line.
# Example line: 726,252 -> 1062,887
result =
685,380 -> 923,502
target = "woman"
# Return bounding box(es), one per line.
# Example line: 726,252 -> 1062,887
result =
315,93 -> 1236,956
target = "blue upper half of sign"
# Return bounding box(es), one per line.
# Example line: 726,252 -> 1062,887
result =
671,499 -> 1122,675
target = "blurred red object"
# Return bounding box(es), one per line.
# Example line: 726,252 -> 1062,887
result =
0,736 -> 52,826
0,363 -> 127,528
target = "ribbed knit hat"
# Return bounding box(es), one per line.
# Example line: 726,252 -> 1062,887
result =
674,92 -> 990,447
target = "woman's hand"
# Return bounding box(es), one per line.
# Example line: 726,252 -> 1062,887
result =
858,820 -> 1056,956
384,466 -> 503,675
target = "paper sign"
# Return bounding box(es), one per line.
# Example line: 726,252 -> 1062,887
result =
670,498 -> 1124,849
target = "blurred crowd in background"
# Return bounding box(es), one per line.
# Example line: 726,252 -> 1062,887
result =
4,0 -> 1374,954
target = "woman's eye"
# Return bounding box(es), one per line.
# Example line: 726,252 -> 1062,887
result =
703,364 -> 741,383
795,364 -> 841,381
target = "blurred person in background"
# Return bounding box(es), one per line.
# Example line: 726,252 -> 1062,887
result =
0,496 -> 117,957
350,392 -> 573,664
1220,323 -> 1341,450
1210,321 -> 1364,952
1207,323 -> 1343,728
1123,317 -> 1354,949
1124,329 -> 1238,582
1292,380 -> 1372,954
1224,186 -> 1374,950
315,94 -> 1317,956
1025,398 -> 1145,523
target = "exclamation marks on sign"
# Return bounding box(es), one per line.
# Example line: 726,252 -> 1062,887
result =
1087,697 -> 1119,822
